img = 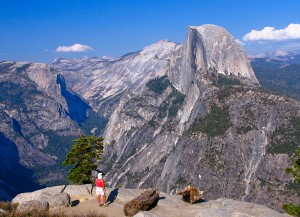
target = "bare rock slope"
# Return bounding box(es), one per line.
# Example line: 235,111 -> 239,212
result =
52,41 -> 179,118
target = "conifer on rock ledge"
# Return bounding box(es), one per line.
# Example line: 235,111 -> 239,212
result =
63,135 -> 104,184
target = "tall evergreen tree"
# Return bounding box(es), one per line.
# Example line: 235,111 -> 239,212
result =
63,135 -> 104,184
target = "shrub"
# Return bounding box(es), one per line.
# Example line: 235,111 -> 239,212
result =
189,104 -> 231,137
218,74 -> 241,86
0,201 -> 18,212
146,75 -> 170,94
282,146 -> 300,216
282,203 -> 300,216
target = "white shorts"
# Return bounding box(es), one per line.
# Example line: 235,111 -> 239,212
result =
96,187 -> 104,196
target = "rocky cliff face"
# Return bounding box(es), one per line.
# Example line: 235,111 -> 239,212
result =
51,41 -> 179,118
0,61 -> 86,200
101,25 -> 299,211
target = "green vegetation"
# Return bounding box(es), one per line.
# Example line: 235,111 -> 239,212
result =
282,204 -> 300,217
253,63 -> 300,100
268,118 -> 300,155
268,141 -> 298,156
218,86 -> 231,100
0,82 -> 41,108
148,119 -> 156,127
168,90 -> 185,117
44,131 -> 76,161
146,75 -> 186,119
0,201 -> 18,213
189,104 -> 231,137
32,131 -> 76,186
282,146 -> 300,216
63,135 -> 104,184
236,126 -> 254,134
286,181 -> 300,196
146,75 -> 170,94
80,110 -> 108,136
217,74 -> 241,86
286,146 -> 300,183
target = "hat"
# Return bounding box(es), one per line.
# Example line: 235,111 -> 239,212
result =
98,173 -> 102,179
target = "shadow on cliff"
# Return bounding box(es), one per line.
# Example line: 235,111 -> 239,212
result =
56,74 -> 91,124
0,132 -> 44,201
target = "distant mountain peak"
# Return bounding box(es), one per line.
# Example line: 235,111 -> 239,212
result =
190,24 -> 258,84
168,24 -> 259,93
249,49 -> 300,59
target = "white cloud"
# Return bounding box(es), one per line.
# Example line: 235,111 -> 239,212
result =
56,43 -> 94,52
243,23 -> 300,41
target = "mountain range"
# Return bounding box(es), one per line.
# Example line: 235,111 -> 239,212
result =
0,24 -> 299,212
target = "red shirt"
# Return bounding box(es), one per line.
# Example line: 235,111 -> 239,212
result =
96,178 -> 104,187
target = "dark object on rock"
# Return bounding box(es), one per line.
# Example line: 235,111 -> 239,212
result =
16,200 -> 49,213
176,185 -> 203,204
124,188 -> 159,216
48,192 -> 71,208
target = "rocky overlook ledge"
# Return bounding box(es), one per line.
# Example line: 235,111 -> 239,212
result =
11,185 -> 289,217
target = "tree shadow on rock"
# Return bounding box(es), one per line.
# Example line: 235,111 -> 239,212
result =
195,198 -> 207,204
159,196 -> 166,200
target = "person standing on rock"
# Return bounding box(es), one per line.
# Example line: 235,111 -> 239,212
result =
96,172 -> 107,206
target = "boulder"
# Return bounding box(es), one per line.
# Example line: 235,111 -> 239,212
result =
12,185 -> 65,204
194,198 -> 290,217
16,200 -> 49,213
124,188 -> 159,216
63,184 -> 95,202
48,193 -> 71,208
176,185 -> 203,204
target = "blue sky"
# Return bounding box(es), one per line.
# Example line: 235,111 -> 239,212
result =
0,0 -> 299,62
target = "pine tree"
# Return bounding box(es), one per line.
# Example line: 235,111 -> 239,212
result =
283,146 -> 300,216
63,135 -> 104,184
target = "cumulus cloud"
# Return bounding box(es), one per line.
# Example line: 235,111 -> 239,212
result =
56,43 -> 94,52
243,23 -> 300,41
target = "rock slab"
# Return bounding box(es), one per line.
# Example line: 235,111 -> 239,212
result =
16,200 -> 49,213
48,193 -> 71,208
